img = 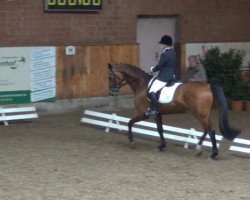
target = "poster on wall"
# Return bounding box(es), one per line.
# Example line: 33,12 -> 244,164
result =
0,47 -> 56,104
30,47 -> 56,102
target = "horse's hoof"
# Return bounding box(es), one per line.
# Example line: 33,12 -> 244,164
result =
196,144 -> 202,151
209,152 -> 218,160
196,145 -> 203,156
158,146 -> 164,152
158,144 -> 166,152
209,150 -> 218,160
208,155 -> 217,160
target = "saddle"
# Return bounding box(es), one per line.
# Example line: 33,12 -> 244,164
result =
147,77 -> 182,104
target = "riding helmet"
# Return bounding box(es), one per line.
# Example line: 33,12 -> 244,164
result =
159,35 -> 173,46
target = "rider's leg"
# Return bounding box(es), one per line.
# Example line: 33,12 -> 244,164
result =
146,92 -> 159,116
146,79 -> 166,116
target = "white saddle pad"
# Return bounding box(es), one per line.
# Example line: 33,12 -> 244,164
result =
158,83 -> 182,104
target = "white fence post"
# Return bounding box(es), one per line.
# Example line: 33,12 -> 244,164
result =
105,113 -> 122,133
184,129 -> 199,149
184,135 -> 191,149
0,107 -> 9,126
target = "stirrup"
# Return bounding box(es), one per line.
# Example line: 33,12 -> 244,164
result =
145,108 -> 159,116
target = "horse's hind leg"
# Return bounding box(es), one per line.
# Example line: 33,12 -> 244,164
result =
208,130 -> 218,159
155,114 -> 166,151
196,131 -> 208,156
196,119 -> 212,155
197,118 -> 218,159
128,112 -> 149,142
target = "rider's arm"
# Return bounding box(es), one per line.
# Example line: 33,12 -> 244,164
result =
152,53 -> 167,72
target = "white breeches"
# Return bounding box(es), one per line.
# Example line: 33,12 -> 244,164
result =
149,79 -> 166,93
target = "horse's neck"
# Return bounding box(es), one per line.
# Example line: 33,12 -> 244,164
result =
124,73 -> 150,93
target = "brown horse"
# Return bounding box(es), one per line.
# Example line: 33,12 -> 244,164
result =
108,63 -> 240,159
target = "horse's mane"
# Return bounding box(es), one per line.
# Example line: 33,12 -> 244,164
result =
116,63 -> 151,78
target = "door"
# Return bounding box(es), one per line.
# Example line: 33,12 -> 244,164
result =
136,17 -> 177,73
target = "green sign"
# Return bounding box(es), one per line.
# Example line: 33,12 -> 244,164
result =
0,91 -> 30,104
0,47 -> 56,104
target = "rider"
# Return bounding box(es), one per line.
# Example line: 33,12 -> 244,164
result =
145,35 -> 177,116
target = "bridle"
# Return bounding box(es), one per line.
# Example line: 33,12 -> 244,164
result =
109,67 -> 148,95
109,69 -> 126,92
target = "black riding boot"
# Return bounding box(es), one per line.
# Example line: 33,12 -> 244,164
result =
145,92 -> 159,116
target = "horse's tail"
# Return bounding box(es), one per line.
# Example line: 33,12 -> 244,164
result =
210,84 -> 241,140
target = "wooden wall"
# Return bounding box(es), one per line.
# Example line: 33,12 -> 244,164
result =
56,44 -> 139,99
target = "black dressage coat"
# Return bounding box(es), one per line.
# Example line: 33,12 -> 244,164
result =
152,48 -> 177,82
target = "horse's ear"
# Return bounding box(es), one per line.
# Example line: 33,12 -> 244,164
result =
108,63 -> 113,71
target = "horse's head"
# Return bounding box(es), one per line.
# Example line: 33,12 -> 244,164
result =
108,63 -> 126,96
108,63 -> 150,96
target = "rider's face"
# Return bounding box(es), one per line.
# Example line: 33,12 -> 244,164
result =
160,44 -> 166,50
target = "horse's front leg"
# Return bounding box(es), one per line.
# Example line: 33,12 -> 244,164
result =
155,114 -> 166,151
128,113 -> 149,142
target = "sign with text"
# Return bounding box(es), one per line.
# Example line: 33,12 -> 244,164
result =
0,47 -> 56,104
30,48 -> 56,102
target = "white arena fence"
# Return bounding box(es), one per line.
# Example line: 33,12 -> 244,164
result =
81,110 -> 250,155
0,106 -> 38,126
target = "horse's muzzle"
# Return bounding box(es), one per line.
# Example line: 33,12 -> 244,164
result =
109,87 -> 119,96
109,91 -> 116,96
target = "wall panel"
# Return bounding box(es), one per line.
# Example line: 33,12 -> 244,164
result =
56,44 -> 139,99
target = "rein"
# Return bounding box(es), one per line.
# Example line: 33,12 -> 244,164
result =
110,70 -> 148,90
117,74 -> 148,89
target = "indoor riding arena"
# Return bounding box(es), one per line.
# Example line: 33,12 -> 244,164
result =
0,1 -> 249,200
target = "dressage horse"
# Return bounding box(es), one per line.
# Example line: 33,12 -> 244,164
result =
108,63 -> 240,159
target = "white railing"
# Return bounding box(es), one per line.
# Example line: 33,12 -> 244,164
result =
0,106 -> 38,126
81,110 -> 250,155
